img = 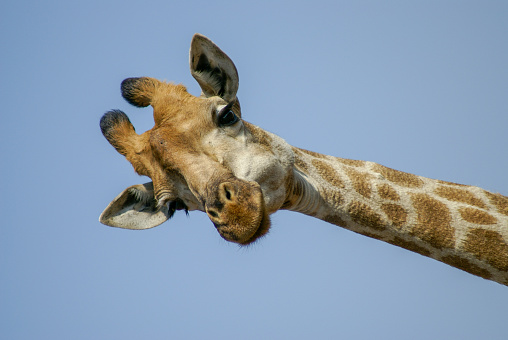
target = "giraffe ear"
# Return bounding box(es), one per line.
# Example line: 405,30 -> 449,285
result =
189,34 -> 239,102
99,182 -> 171,230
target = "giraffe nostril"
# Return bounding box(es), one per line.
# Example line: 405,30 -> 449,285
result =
220,183 -> 235,202
224,187 -> 232,201
207,209 -> 219,218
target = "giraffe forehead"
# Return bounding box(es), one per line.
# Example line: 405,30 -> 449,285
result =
153,96 -> 212,126
150,98 -> 228,153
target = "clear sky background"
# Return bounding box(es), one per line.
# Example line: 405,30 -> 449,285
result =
1,1 -> 508,339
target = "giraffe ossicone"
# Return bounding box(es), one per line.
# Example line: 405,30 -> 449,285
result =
100,33 -> 508,286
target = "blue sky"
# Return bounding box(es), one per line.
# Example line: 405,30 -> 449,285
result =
1,1 -> 508,339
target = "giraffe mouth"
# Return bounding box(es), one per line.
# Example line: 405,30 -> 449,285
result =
204,179 -> 271,245
238,210 -> 271,245
212,208 -> 271,245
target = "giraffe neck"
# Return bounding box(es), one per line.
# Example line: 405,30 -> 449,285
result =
283,146 -> 508,286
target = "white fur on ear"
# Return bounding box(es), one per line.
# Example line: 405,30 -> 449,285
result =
99,182 -> 170,230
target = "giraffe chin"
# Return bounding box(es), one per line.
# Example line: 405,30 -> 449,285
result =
215,208 -> 271,246
205,180 -> 271,245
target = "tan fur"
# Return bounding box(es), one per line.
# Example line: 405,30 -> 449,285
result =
459,207 -> 497,225
287,148 -> 508,285
377,183 -> 400,201
381,203 -> 408,228
410,193 -> 455,249
387,237 -> 431,257
485,191 -> 508,216
345,167 -> 373,198
337,158 -> 366,167
312,159 -> 345,189
348,201 -> 386,231
464,229 -> 508,271
435,186 -> 487,209
100,34 -> 508,286
441,255 -> 493,280
372,163 -> 424,188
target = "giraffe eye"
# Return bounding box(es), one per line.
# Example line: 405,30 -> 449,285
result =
218,109 -> 238,126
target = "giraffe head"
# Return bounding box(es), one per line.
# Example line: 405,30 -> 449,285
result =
99,34 -> 294,245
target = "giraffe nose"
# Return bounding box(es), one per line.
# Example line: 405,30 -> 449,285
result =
206,207 -> 220,220
205,182 -> 237,225
203,178 -> 270,244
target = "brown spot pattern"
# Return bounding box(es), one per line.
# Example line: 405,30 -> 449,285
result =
410,193 -> 455,250
441,255 -> 492,280
459,208 -> 497,225
484,191 -> 508,216
322,188 -> 345,209
377,183 -> 400,201
437,180 -> 466,187
381,203 -> 407,228
345,167 -> 372,198
372,164 -> 424,188
323,214 -> 348,228
299,148 -> 325,159
361,231 -> 383,240
337,158 -> 366,167
464,229 -> 508,272
435,186 -> 487,209
387,237 -> 431,257
293,149 -> 311,174
312,159 -> 345,189
348,201 -> 386,231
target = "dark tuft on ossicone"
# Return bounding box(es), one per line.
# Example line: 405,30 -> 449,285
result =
100,109 -> 133,139
121,77 -> 152,107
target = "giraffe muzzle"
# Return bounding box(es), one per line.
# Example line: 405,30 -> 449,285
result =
204,179 -> 271,245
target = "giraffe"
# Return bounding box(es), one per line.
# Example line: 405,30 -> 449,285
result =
99,34 -> 508,286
